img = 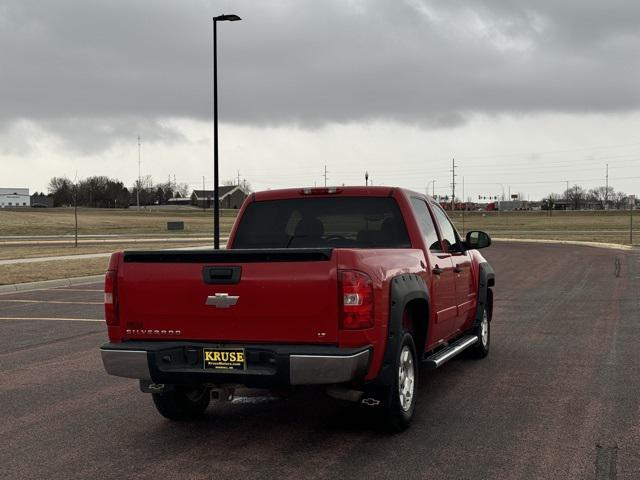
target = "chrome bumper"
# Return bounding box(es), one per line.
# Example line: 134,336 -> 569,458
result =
100,345 -> 370,386
289,350 -> 370,385
100,349 -> 151,381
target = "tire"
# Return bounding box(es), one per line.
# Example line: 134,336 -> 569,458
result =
152,386 -> 210,421
469,306 -> 490,359
373,332 -> 418,432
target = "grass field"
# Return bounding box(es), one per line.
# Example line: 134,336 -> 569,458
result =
1,207 -> 636,243
0,206 -> 237,236
0,257 -> 111,285
448,210 -> 637,245
0,242 -> 211,261
0,206 -> 636,285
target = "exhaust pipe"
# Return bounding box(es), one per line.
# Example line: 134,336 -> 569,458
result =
210,387 -> 235,402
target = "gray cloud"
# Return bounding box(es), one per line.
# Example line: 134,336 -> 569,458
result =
1,0 -> 639,136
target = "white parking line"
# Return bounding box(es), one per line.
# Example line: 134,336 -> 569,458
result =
0,317 -> 103,322
0,299 -> 102,305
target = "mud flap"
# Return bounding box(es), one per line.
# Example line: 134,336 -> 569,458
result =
472,262 -> 495,328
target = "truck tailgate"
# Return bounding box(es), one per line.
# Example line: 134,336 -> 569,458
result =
117,249 -> 338,344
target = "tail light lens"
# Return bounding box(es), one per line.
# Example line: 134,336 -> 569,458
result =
104,270 -> 119,326
339,270 -> 374,330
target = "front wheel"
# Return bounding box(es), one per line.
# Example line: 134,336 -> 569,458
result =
152,386 -> 210,421
469,307 -> 490,359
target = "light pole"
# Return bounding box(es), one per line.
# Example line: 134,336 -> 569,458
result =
213,14 -> 241,249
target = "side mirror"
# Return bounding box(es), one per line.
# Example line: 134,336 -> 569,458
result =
465,230 -> 491,250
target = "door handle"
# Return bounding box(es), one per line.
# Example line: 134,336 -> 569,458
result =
432,266 -> 444,275
453,266 -> 463,274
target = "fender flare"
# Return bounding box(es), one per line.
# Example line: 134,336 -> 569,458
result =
371,273 -> 430,387
472,262 -> 495,328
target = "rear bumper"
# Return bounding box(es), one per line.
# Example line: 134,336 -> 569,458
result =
100,342 -> 371,388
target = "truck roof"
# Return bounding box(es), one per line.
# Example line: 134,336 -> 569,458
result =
252,186 -> 433,202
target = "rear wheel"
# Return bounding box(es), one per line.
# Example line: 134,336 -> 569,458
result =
371,332 -> 418,432
152,386 -> 210,421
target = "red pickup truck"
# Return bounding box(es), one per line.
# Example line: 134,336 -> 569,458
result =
100,186 -> 494,430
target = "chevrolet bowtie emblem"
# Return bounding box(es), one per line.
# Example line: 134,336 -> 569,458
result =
205,293 -> 239,308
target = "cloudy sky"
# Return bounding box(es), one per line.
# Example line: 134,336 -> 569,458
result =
1,0 -> 639,200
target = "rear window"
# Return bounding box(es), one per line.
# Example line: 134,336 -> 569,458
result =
233,197 -> 411,249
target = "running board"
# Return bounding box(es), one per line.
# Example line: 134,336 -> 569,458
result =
424,335 -> 478,369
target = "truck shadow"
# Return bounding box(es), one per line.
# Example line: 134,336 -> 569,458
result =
142,357 -> 467,440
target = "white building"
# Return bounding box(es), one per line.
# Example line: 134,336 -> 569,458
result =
0,188 -> 30,208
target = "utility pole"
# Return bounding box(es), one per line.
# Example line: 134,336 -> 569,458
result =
202,176 -> 206,212
365,171 -> 369,186
137,135 -> 141,209
565,180 -> 569,211
237,170 -> 241,186
451,158 -> 456,210
431,180 -> 436,197
462,176 -> 465,234
605,164 -> 609,209
630,195 -> 635,245
323,165 -> 328,187
74,172 -> 79,248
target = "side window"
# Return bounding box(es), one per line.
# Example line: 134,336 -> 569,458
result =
410,198 -> 441,251
431,204 -> 461,252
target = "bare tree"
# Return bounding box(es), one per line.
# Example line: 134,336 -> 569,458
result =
542,192 -> 562,210
48,177 -> 73,206
175,183 -> 190,198
612,191 -> 628,209
588,186 -> 615,209
567,185 -> 586,210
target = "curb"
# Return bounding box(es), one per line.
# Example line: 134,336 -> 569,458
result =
493,238 -> 635,251
0,275 -> 105,295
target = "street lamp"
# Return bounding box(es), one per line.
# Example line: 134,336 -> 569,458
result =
213,13 -> 241,249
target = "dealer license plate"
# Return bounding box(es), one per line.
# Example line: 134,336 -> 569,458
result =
203,348 -> 246,371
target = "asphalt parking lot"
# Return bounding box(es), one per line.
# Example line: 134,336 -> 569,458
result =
1,242 -> 639,480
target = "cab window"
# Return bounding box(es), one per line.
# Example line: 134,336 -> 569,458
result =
431,203 -> 462,253
410,197 -> 441,251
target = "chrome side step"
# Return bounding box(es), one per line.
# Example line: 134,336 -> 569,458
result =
424,335 -> 478,369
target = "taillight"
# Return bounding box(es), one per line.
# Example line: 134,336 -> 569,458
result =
104,270 -> 119,326
339,270 -> 374,330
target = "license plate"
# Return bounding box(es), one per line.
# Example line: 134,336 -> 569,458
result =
203,348 -> 246,371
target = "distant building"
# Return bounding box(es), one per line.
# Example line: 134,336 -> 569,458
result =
496,200 -> 528,211
167,197 -> 192,206
0,188 -> 30,208
30,193 -> 54,208
191,186 -> 250,209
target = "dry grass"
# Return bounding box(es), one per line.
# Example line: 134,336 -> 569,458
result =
0,207 -> 239,236
448,210 -> 637,245
0,242 -> 211,261
0,257 -> 110,285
